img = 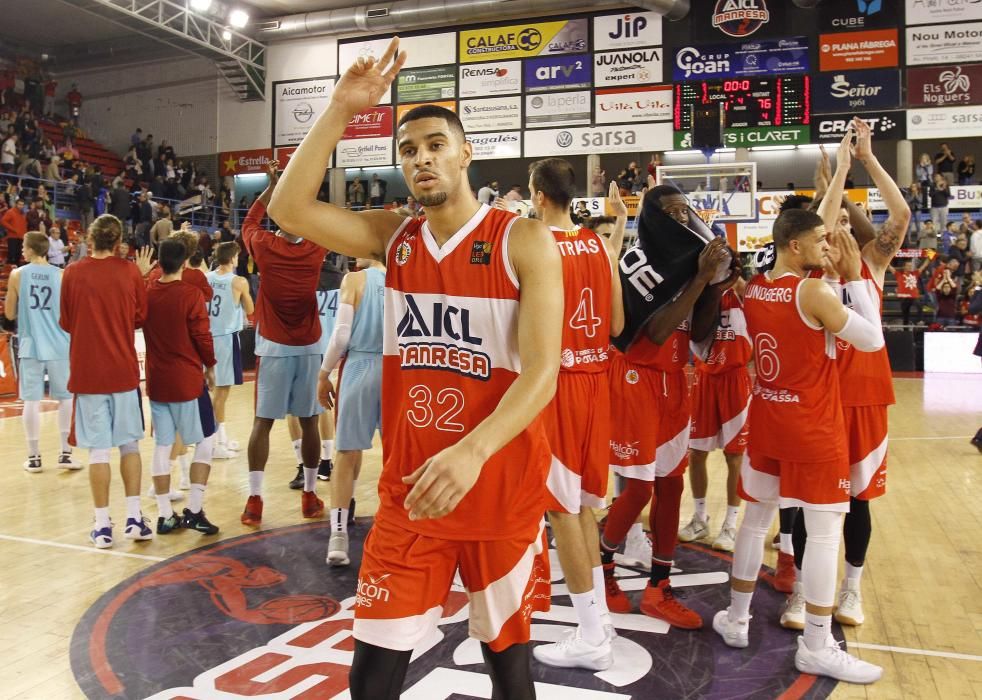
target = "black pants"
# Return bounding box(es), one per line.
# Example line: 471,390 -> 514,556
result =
7,237 -> 22,264
901,298 -> 922,326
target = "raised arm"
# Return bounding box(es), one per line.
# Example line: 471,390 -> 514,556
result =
818,128 -> 853,236
269,38 -> 407,259
605,180 -> 628,336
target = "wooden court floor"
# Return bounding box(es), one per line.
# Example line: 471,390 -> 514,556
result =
0,374 -> 979,699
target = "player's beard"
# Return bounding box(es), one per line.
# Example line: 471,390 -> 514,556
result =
417,192 -> 448,207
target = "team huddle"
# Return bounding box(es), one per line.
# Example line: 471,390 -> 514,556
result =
10,37 -> 910,698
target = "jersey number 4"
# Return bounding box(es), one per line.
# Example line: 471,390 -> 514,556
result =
406,385 -> 465,433
28,285 -> 52,311
570,288 -> 601,338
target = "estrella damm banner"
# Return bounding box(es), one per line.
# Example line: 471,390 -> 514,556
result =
459,19 -> 588,63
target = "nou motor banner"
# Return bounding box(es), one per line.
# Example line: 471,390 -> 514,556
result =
272,77 -> 336,148
907,65 -> 982,107
459,19 -> 587,63
906,22 -> 982,66
593,11 -> 663,50
468,132 -> 522,160
458,62 -> 521,97
396,65 -> 457,103
524,91 -> 591,127
818,29 -> 899,71
524,123 -> 673,157
594,48 -> 663,88
595,85 -> 673,124
342,106 -> 393,140
673,38 -> 808,80
906,0 -> 982,25
523,55 -> 592,92
458,97 -> 521,132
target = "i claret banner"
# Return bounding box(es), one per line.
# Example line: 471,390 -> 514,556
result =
459,19 -> 588,63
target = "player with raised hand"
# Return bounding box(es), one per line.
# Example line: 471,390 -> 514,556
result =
268,38 -> 564,700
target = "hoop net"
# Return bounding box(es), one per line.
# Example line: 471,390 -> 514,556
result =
694,209 -> 722,226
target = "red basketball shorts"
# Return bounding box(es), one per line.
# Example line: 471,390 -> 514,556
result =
353,513 -> 551,653
608,355 -> 690,482
738,450 -> 851,512
689,367 -> 751,455
843,404 -> 889,500
542,371 -> 610,514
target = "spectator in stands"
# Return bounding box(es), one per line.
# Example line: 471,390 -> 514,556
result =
958,154 -> 975,186
66,84 -> 82,123
217,189 -> 231,224
134,191 -> 153,246
17,156 -> 41,180
43,78 -> 57,117
2,131 -> 17,172
369,173 -> 386,208
904,182 -> 924,244
572,201 -> 591,224
1,197 -> 27,263
42,154 -> 60,182
181,160 -> 196,193
950,235 -> 972,281
88,165 -> 104,197
930,172 -> 950,234
504,184 -> 524,202
150,175 -> 165,199
347,176 -> 366,209
38,137 -> 55,162
36,184 -> 54,221
476,180 -> 498,205
941,222 -> 959,255
198,228 -> 216,263
138,134 -> 153,177
935,143 -> 956,186
219,219 -> 235,242
590,167 -> 605,197
935,264 -> 960,326
109,181 -> 131,232
971,223 -> 982,271
149,205 -> 172,246
130,127 -> 142,148
76,176 -> 94,232
916,153 -> 933,207
48,225 -> 66,267
892,260 -> 924,326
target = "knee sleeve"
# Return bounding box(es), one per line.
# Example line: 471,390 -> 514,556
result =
89,448 -> 111,464
193,433 -> 216,466
731,501 -> 778,582
800,510 -> 843,608
779,506 -> 799,535
57,399 -> 72,433
22,401 -> 41,440
152,444 -> 173,476
602,478 -> 653,547
843,498 -> 871,566
119,441 -> 140,456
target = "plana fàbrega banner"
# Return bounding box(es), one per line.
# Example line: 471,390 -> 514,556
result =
459,19 -> 588,63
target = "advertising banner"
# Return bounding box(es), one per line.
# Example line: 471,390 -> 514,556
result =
907,105 -> 982,139
524,91 -> 591,127
338,33 -> 456,70
468,132 -> 522,160
869,184 -> 982,210
811,69 -> 901,113
906,22 -> 982,66
813,111 -> 905,142
458,97 -> 522,132
907,64 -> 982,107
595,85 -> 673,124
335,137 -> 393,168
395,101 -> 457,123
594,48 -> 663,88
673,125 -> 810,149
818,0 -> 898,31
221,148 -> 273,176
458,61 -> 521,97
396,65 -> 456,103
272,77 -> 336,148
818,29 -> 899,71
524,123 -> 673,157
523,54 -> 592,92
342,106 -> 394,140
673,38 -> 809,80
593,11 -> 663,50
906,0 -> 982,25
459,19 -> 588,63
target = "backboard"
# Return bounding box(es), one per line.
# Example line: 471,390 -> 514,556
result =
655,162 -> 758,224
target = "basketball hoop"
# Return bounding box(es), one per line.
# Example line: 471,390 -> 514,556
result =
695,209 -> 722,226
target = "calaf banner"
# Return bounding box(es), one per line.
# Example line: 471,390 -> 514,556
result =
813,111 -> 906,142
595,85 -> 673,124
468,132 -> 522,160
524,123 -> 673,157
818,29 -> 899,71
458,97 -> 522,132
593,11 -> 663,50
907,64 -> 982,107
396,65 -> 456,103
523,54 -> 592,92
907,105 -> 982,139
673,38 -> 808,80
811,69 -> 901,113
594,48 -> 663,88
906,0 -> 982,25
459,19 -> 588,63
906,22 -> 982,66
524,91 -> 591,127
458,62 -> 521,97
272,77 -> 336,148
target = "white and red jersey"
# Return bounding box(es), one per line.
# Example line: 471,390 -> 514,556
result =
551,226 -> 612,373
833,260 -> 896,408
381,204 -> 550,542
694,289 -> 751,375
744,272 -> 846,462
625,319 -> 690,371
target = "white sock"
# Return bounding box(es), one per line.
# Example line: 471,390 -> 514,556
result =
248,470 -> 264,496
693,497 -> 707,521
188,483 -> 205,513
23,400 -> 40,456
94,507 -> 111,529
156,494 -> 173,519
729,589 -> 753,622
321,439 -> 334,461
125,496 -> 142,521
570,590 -> 606,646
332,508 -> 348,534
845,562 -> 864,583
217,423 -> 228,445
591,566 -> 610,617
724,506 -> 740,529
292,438 -> 303,463
58,399 -> 72,452
627,522 -> 643,539
780,533 -> 794,556
804,612 -> 832,651
303,467 -> 317,492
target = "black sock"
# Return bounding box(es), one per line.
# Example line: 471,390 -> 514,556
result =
649,560 -> 671,586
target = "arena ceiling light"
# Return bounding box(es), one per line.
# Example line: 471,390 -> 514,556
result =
222,28 -> 232,41
190,0 -> 213,11
229,8 -> 249,28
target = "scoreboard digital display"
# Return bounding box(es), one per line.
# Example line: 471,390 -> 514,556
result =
673,77 -> 811,130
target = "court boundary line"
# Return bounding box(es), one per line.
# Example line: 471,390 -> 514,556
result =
851,642 -> 982,663
0,533 -> 166,561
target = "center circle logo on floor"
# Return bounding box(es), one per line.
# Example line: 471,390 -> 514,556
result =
70,522 -> 841,699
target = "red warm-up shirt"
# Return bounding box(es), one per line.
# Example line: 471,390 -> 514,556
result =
144,279 -> 215,402
147,265 -> 213,301
60,256 -> 147,394
1,208 -> 27,240
242,200 -> 327,346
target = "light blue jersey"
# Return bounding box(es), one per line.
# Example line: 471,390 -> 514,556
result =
17,262 -> 69,361
316,288 -> 340,355
206,270 -> 241,337
349,266 -> 384,356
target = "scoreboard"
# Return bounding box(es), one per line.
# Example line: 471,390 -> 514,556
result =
673,77 -> 811,131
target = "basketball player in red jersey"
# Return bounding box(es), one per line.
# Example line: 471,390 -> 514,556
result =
601,186 -> 735,630
679,273 -> 751,553
713,130 -> 887,685
784,118 -> 910,629
527,164 -> 624,671
268,39 -> 563,699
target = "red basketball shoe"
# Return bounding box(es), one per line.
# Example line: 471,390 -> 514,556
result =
302,490 -> 324,519
241,495 -> 263,527
640,579 -> 703,629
